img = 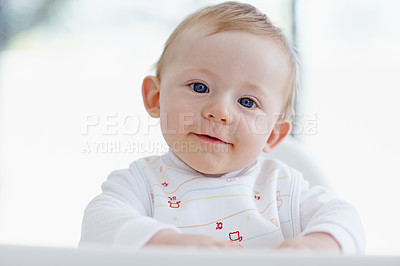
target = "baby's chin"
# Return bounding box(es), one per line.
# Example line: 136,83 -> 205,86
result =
169,143 -> 254,176
179,157 -> 224,177
184,156 -> 242,178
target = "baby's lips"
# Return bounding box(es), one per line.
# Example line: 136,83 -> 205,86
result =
194,132 -> 231,145
208,135 -> 230,144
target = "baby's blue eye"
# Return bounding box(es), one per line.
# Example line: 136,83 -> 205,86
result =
238,97 -> 255,108
190,83 -> 209,93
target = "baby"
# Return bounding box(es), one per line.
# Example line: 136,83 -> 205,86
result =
80,1 -> 365,253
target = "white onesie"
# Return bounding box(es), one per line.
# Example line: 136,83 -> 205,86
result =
80,151 -> 365,254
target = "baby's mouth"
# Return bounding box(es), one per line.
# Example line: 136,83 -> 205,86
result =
193,133 -> 230,145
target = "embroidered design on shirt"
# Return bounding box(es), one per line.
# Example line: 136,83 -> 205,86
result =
276,190 -> 283,210
141,157 -> 159,170
270,218 -> 279,228
254,190 -> 261,200
168,196 -> 181,208
216,222 -> 223,230
160,168 -> 171,179
144,157 -> 157,165
162,182 -> 169,187
229,231 -> 243,242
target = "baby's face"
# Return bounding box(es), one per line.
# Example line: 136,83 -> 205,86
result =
158,30 -> 290,176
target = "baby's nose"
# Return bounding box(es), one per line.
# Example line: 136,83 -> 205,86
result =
201,101 -> 231,125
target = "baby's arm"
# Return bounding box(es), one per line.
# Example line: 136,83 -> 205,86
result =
146,230 -> 242,249
80,169 -> 179,248
279,179 -> 365,254
276,232 -> 341,252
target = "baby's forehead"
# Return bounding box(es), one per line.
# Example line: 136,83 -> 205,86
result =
172,26 -> 288,59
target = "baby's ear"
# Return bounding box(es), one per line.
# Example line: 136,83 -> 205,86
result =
142,75 -> 161,118
263,119 -> 292,153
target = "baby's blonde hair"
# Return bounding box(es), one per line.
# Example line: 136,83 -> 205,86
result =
155,1 -> 298,121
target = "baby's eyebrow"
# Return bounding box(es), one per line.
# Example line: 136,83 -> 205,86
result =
181,67 -> 220,80
242,81 -> 270,99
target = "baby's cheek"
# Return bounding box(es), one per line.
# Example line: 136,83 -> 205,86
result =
253,114 -> 273,135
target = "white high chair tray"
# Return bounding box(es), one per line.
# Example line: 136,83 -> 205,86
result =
0,244 -> 399,266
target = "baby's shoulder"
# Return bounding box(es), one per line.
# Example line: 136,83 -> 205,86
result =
253,156 -> 305,190
257,156 -> 302,177
105,155 -> 163,184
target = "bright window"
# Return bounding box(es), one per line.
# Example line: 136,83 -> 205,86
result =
296,0 -> 400,255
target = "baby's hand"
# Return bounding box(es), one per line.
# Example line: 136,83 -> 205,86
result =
146,230 -> 242,249
275,232 -> 341,253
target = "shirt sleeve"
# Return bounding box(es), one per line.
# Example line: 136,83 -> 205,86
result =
296,171 -> 366,254
79,166 -> 180,249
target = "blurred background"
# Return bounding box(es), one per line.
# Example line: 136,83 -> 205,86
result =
0,0 -> 399,255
